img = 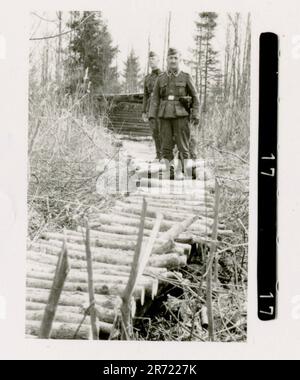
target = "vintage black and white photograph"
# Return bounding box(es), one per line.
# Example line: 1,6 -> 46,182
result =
27,6 -> 250,342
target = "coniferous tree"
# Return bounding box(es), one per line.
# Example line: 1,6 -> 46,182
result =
65,11 -> 120,94
122,49 -> 142,93
189,12 -> 220,113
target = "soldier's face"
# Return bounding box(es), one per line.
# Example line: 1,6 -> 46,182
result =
167,54 -> 180,71
149,56 -> 159,70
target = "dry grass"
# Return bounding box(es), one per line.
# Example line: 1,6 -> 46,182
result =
28,77 -> 118,239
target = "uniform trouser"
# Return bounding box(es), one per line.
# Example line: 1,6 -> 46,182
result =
149,118 -> 162,159
160,117 -> 190,162
189,133 -> 197,160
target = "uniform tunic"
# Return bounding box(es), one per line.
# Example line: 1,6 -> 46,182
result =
149,70 -> 200,161
142,68 -> 162,159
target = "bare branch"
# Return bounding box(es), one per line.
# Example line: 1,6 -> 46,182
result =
30,12 -> 94,41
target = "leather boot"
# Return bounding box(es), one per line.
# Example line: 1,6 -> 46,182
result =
170,165 -> 175,181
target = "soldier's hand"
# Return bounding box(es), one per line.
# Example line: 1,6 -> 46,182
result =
142,113 -> 149,123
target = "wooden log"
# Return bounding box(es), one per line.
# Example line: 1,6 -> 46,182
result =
80,224 -> 151,237
133,190 -> 214,203
26,276 -> 145,300
27,260 -> 136,279
111,119 -> 147,125
67,228 -> 166,246
27,310 -> 90,326
136,186 -> 215,196
149,253 -> 187,268
27,258 -> 130,279
133,191 -> 211,200
89,212 -> 219,234
42,232 -> 138,251
138,178 -> 209,190
174,233 -> 217,245
26,301 -> 83,314
110,122 -> 148,127
27,255 -> 131,277
27,268 -> 155,292
31,240 -> 135,259
89,213 -> 172,232
188,226 -> 232,236
27,252 -> 167,277
29,242 -> 186,269
116,198 -> 214,214
113,212 -> 226,232
41,232 -> 185,255
112,208 -> 218,226
26,320 -> 91,340
26,264 -> 149,299
27,260 -> 157,295
113,205 -> 182,222
26,301 -> 116,324
123,196 -> 215,208
113,202 -> 214,220
149,198 -> 214,207
43,233 -> 187,256
28,244 -> 134,268
117,135 -> 152,142
152,215 -> 198,255
73,228 -> 190,256
26,288 -> 123,310
136,168 -> 211,181
28,245 -> 136,266
26,301 -> 122,323
135,163 -> 167,177
69,228 -> 141,243
85,223 -> 152,237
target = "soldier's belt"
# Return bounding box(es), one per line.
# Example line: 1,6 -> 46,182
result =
162,95 -> 180,101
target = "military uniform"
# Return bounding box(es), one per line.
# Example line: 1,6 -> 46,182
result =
189,126 -> 198,160
149,70 -> 200,163
142,68 -> 162,160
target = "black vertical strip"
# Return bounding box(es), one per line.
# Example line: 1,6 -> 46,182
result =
258,33 -> 278,321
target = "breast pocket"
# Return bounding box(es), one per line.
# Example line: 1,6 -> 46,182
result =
159,83 -> 167,98
176,82 -> 186,96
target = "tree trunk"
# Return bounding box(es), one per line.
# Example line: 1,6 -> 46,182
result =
56,11 -> 62,84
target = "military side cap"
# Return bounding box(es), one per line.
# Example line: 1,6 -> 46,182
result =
149,51 -> 158,58
168,47 -> 180,56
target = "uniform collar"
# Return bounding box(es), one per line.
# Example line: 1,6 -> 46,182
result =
151,68 -> 160,75
167,69 -> 180,77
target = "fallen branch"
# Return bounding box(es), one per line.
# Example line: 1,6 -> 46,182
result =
206,179 -> 221,342
121,198 -> 147,339
84,219 -> 99,340
38,238 -> 70,338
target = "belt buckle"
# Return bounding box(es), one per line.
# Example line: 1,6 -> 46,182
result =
168,95 -> 175,101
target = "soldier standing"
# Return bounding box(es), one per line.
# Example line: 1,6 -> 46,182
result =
149,47 -> 200,179
142,51 -> 162,160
